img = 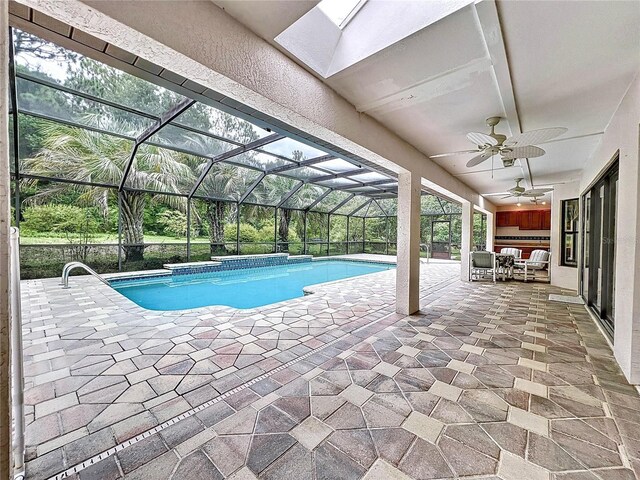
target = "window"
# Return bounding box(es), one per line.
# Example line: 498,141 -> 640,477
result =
317,0 -> 367,29
562,198 -> 579,267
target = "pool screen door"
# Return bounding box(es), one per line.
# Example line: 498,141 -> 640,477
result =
431,221 -> 451,259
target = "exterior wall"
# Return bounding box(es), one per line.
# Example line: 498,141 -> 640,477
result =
17,0 -> 494,213
0,1 -> 12,476
579,73 -> 640,383
550,181 -> 580,291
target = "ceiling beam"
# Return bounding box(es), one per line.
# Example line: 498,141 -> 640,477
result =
474,0 -> 532,189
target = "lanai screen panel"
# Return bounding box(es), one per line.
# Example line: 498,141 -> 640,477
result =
147,124 -> 236,159
230,151 -> 293,171
124,146 -> 200,194
333,195 -> 370,216
260,137 -> 326,162
14,29 -> 188,117
281,165 -> 327,181
311,190 -> 353,213
281,184 -> 329,210
19,115 -> 134,187
312,158 -> 357,173
193,162 -> 263,202
173,103 -> 270,145
243,174 -> 300,206
11,27 -> 418,214
15,77 -> 154,138
421,194 -> 447,215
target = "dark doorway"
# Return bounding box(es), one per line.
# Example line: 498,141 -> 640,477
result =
431,220 -> 451,259
581,159 -> 618,337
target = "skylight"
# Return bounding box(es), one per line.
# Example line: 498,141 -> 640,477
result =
317,0 -> 367,29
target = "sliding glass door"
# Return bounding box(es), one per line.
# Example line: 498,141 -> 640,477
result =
581,161 -> 618,337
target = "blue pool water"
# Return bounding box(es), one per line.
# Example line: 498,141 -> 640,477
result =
112,260 -> 394,310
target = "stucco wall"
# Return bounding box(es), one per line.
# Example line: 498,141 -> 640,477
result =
17,0 -> 494,212
579,73 -> 640,383
550,181 -> 580,291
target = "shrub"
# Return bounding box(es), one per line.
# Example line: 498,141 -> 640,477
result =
157,210 -> 188,238
22,204 -> 100,236
226,223 -> 260,243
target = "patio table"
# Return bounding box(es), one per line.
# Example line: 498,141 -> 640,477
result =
495,253 -> 515,281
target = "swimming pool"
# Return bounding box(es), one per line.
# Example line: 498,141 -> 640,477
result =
112,260 -> 395,310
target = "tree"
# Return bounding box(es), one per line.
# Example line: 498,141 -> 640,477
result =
194,162 -> 252,255
254,150 -> 326,252
14,29 -> 75,63
23,120 -> 194,261
189,114 -> 263,255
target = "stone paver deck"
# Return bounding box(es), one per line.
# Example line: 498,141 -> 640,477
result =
21,261 -> 640,480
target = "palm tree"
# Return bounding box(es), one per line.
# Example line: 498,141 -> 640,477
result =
255,172 -> 325,252
184,111 -> 268,255
23,119 -> 194,261
195,162 -> 253,255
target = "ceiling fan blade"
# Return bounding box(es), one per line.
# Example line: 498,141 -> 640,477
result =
429,149 -> 478,159
501,145 -> 546,160
504,127 -> 567,147
524,188 -> 553,196
466,152 -> 491,168
500,194 -> 513,199
466,132 -> 498,147
482,192 -> 511,196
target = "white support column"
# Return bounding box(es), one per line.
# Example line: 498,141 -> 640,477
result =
396,171 -> 421,315
1,2 -> 13,477
485,212 -> 495,252
460,201 -> 474,281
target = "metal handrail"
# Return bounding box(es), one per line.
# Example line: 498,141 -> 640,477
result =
61,262 -> 110,288
10,227 -> 25,479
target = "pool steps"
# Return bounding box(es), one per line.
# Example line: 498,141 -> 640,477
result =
162,253 -> 315,276
163,260 -> 222,270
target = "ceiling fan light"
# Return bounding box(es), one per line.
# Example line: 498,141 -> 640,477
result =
502,158 -> 515,167
542,201 -> 547,205
516,202 -> 522,207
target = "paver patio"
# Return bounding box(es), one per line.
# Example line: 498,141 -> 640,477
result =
20,260 -> 640,479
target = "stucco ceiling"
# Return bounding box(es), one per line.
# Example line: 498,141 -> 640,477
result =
213,0 -> 640,204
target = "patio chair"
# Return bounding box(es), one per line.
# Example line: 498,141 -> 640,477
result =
513,249 -> 550,282
500,247 -> 522,259
469,251 -> 496,282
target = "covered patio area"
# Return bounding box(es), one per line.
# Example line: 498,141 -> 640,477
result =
2,1 -> 640,479
21,260 -> 640,480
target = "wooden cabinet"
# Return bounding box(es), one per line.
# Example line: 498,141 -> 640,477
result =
518,210 -> 542,230
496,211 -> 518,227
496,209 -> 551,230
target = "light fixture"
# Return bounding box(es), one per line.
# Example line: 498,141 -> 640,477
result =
542,201 -> 546,205
516,202 -> 522,207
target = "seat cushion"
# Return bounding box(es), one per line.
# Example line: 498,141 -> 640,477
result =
472,251 -> 494,269
500,248 -> 522,258
528,250 -> 550,268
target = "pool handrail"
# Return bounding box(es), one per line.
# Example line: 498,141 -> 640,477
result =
61,262 -> 110,288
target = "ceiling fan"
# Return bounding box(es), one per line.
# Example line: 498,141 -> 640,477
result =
430,117 -> 567,168
485,178 -> 554,200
